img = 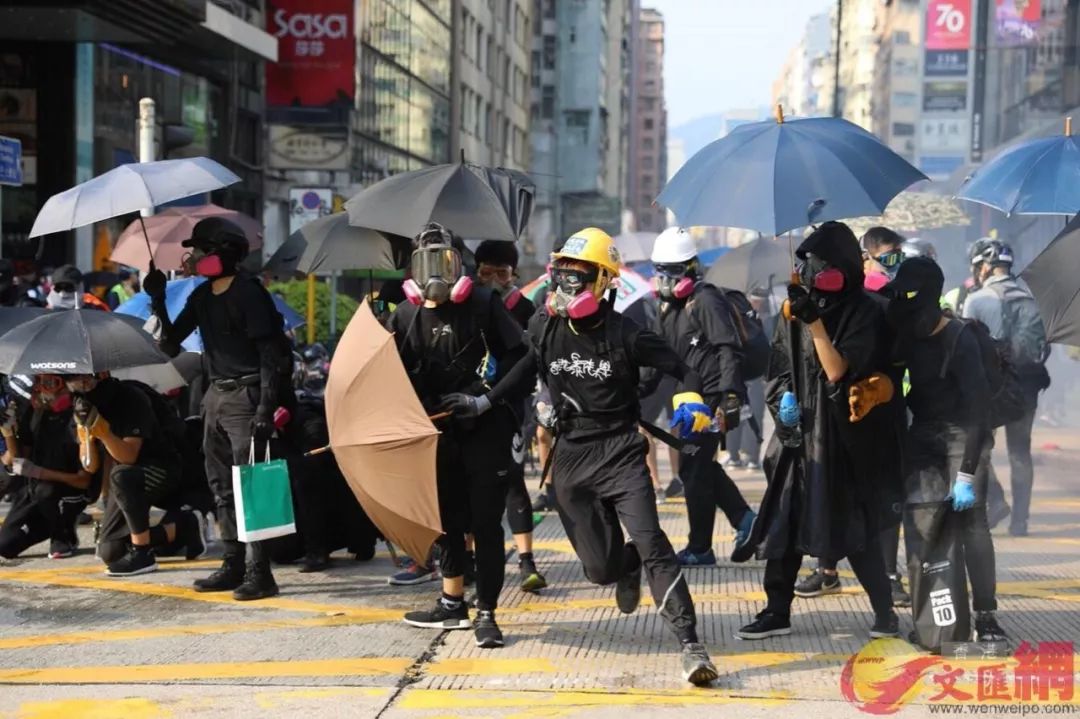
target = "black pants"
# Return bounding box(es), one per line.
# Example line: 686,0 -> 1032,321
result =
98,463 -> 181,564
0,480 -> 87,559
553,430 -> 698,644
505,431 -> 533,536
818,524 -> 902,576
1000,405 -> 1036,531
726,379 -> 764,463
435,411 -> 512,611
683,432 -> 751,553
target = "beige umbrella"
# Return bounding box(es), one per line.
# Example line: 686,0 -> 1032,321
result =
846,192 -> 971,237
324,301 -> 442,562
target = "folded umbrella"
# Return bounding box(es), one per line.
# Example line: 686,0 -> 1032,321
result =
263,213 -> 411,276
704,236 -> 792,293
345,162 -> 528,241
0,309 -> 171,376
1020,213 -> 1080,346
657,111 -> 927,235
468,165 -> 535,238
324,301 -> 442,562
111,204 -> 262,273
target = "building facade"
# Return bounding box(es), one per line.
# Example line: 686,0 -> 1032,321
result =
837,0 -> 879,130
771,10 -> 834,118
629,7 -> 666,233
871,0 -> 921,163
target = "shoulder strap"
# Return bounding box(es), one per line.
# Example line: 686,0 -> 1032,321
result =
939,320 -> 968,380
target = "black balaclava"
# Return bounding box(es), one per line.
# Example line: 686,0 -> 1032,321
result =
795,221 -> 865,314
885,257 -> 945,340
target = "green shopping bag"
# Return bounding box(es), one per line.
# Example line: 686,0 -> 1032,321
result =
232,440 -> 296,542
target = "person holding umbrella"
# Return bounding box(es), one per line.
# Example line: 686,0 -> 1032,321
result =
387,223 -> 529,648
144,217 -> 295,601
472,228 -> 720,685
648,227 -> 757,566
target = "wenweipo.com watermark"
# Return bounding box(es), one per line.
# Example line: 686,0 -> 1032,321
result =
840,638 -> 1077,715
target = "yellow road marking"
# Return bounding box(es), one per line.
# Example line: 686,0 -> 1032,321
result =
10,697 -> 167,719
425,652 -> 850,677
396,687 -> 789,711
0,658 -> 413,684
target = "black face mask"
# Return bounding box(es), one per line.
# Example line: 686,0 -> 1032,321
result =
886,296 -> 942,339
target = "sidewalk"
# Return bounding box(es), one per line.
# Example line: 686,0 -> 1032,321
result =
1,428 -> 1078,718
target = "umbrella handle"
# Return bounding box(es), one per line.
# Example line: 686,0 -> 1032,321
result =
137,215 -> 157,273
304,444 -> 332,457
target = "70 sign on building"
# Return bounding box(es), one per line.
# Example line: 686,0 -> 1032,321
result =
926,0 -> 972,50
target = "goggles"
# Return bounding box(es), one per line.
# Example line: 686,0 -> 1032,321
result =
477,263 -> 513,284
34,374 -> 66,395
410,245 -> 462,285
874,249 -> 904,269
654,262 -> 692,278
551,266 -> 598,295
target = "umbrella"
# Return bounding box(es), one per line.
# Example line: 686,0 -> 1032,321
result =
613,232 -> 659,264
345,162 -> 530,241
1020,213 -> 1080,346
0,306 -> 150,337
0,309 -> 171,376
111,204 -> 262,273
469,166 -> 535,238
522,266 -> 654,313
704,236 -> 792,293
657,111 -> 927,235
263,213 -> 412,276
115,278 -> 304,352
113,361 -> 187,394
324,301 -> 442,562
844,192 -> 972,237
957,124 -> 1080,216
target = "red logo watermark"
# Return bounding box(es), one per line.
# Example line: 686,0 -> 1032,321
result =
841,639 -> 1076,714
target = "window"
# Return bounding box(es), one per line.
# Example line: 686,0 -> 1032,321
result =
893,30 -> 911,45
643,137 -> 654,150
642,156 -> 654,170
475,95 -> 483,136
892,122 -> 915,137
531,51 -> 540,87
643,117 -> 654,130
485,102 -> 492,142
641,193 -> 652,206
487,37 -> 495,79
543,35 -> 556,69
541,85 -> 555,118
461,9 -> 470,59
476,25 -> 484,71
460,84 -> 469,130
543,0 -> 554,18
502,118 -> 510,155
564,109 -> 589,144
503,56 -> 510,89
893,92 -> 917,108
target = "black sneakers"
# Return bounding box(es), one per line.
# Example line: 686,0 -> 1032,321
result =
681,643 -> 719,686
193,554 -> 246,592
870,611 -> 901,639
299,553 -> 330,573
615,542 -> 642,614
474,610 -> 505,648
888,573 -> 911,608
736,611 -> 792,640
403,598 -> 471,630
974,611 -> 1009,644
519,555 -> 548,593
105,545 -> 158,577
233,561 -> 280,601
794,569 -> 841,598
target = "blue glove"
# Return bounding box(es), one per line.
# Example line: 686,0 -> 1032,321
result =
950,472 -> 976,512
670,392 -> 714,440
778,391 -> 801,427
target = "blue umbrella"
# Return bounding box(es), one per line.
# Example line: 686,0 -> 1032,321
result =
657,114 -> 927,235
956,132 -> 1080,215
116,277 -> 304,352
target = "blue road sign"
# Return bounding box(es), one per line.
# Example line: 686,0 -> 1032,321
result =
0,136 -> 22,186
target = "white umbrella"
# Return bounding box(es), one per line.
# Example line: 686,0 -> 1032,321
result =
112,362 -> 187,394
29,157 -> 241,270
613,232 -> 659,264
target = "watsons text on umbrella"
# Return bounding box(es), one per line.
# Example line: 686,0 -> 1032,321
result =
29,361 -> 78,371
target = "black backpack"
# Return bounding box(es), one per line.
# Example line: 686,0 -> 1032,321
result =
940,319 -> 1027,429
120,379 -> 189,454
690,284 -> 770,380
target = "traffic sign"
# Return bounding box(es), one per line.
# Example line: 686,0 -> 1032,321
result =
0,135 -> 23,187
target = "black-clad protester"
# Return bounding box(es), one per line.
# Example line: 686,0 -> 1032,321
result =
648,227 -> 756,566
145,217 -> 294,600
472,239 -> 547,593
736,222 -> 899,641
0,377 -> 95,559
0,259 -> 45,308
387,222 -> 528,648
64,373 -> 201,575
884,257 -> 1006,645
475,228 -> 720,686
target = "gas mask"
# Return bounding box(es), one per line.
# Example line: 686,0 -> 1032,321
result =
31,374 -> 73,413
190,246 -> 238,279
653,262 -> 697,300
403,245 -> 472,305
477,263 -> 521,309
47,288 -> 79,310
798,254 -> 846,294
546,265 -> 601,319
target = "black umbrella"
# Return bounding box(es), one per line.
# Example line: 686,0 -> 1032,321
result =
0,309 -> 170,376
704,236 -> 793,293
263,213 -> 412,277
468,165 -> 535,239
0,306 -> 149,337
1020,214 -> 1080,347
345,162 -> 533,241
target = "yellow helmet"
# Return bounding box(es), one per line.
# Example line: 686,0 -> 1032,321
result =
551,227 -> 621,278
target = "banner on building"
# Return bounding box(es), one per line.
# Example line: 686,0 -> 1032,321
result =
289,188 -> 333,236
925,49 -> 969,76
919,118 -> 971,153
996,0 -> 1040,46
266,0 -> 354,109
926,0 -> 972,50
923,81 -> 968,112
269,126 -> 349,170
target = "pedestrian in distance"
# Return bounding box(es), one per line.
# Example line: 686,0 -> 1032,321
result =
106,268 -> 140,310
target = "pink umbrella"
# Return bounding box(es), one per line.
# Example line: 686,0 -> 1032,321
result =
110,205 -> 262,273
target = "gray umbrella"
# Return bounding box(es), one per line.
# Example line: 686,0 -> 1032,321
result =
1020,214 -> 1080,347
264,213 -> 412,276
0,309 -> 170,376
345,163 -> 532,241
704,236 -> 793,293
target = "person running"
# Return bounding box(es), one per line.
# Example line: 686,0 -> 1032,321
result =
736,222 -> 899,641
387,222 -> 528,649
649,227 -> 757,566
962,239 -> 1049,537
472,239 -> 547,593
467,228 -> 719,685
884,256 -> 1007,645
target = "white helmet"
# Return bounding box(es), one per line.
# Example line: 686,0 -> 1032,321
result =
651,227 -> 697,264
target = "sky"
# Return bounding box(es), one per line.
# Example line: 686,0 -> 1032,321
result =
647,0 -> 832,129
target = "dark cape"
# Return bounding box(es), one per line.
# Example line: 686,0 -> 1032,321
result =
749,223 -> 904,561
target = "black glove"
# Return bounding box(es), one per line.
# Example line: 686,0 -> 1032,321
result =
143,269 -> 168,302
251,404 -> 274,443
719,393 -> 741,433
73,396 -> 96,427
438,392 -> 492,418
787,284 -> 820,324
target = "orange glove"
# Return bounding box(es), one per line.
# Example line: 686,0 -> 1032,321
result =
76,424 -> 101,473
848,373 -> 894,422
87,412 -> 112,440
781,298 -> 792,321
